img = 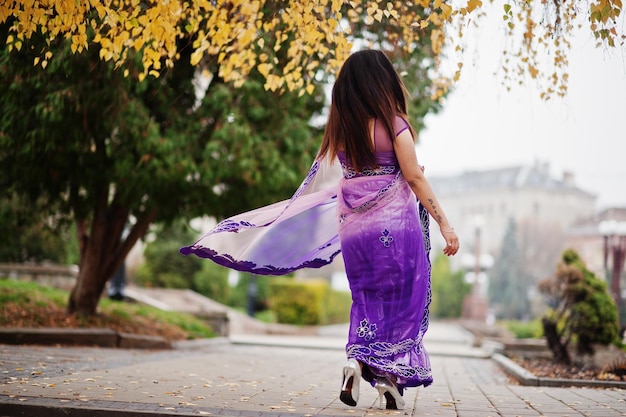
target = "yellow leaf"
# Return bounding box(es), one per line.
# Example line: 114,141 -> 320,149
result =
440,3 -> 453,19
34,57 -> 40,66
190,50 -> 203,66
257,63 -> 272,77
467,0 -> 483,13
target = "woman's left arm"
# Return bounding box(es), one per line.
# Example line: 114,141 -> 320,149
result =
394,130 -> 459,256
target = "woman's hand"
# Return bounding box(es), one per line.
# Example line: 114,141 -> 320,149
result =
440,228 -> 459,256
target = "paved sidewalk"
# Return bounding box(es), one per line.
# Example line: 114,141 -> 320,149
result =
1,322 -> 625,417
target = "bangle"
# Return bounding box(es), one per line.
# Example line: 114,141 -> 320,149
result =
440,228 -> 455,233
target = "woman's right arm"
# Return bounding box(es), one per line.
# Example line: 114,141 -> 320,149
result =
393,129 -> 459,256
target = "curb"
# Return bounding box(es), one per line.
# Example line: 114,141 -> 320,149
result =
0,328 -> 171,350
492,352 -> 626,389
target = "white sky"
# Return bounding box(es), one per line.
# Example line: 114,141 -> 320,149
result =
416,9 -> 626,211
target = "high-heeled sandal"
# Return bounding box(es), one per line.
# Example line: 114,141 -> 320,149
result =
374,377 -> 405,410
339,358 -> 361,407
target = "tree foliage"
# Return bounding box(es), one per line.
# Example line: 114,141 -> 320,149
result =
1,1 -> 447,317
0,194 -> 70,264
1,0 -> 623,100
538,249 -> 620,365
134,221 -> 203,289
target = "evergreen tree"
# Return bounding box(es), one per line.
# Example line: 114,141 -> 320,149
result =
489,218 -> 531,320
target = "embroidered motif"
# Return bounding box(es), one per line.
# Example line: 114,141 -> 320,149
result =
213,219 -> 257,233
356,318 -> 377,341
368,357 -> 418,379
379,228 -> 394,247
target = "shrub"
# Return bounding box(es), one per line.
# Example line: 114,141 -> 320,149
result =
538,249 -> 620,365
136,221 -> 202,289
267,278 -> 319,325
193,260 -> 231,304
430,254 -> 471,318
504,319 -> 544,339
134,263 -> 189,288
325,289 -> 352,324
268,278 -> 352,325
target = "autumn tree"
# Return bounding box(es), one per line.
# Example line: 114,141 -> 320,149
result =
0,2 -> 446,316
0,25 -> 327,315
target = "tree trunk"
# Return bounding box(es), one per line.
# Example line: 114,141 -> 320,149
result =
67,196 -> 125,316
542,317 -> 571,365
67,194 -> 158,316
68,250 -> 110,316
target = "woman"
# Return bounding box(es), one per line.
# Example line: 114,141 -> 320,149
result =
317,50 -> 458,410
180,49 -> 458,410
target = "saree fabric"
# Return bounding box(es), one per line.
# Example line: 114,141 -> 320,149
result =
180,117 -> 433,389
338,151 -> 433,389
179,157 -> 344,275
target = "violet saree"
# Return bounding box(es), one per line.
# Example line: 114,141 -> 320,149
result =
337,150 -> 433,389
180,126 -> 433,390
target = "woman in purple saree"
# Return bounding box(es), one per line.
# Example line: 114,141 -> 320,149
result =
180,50 -> 459,410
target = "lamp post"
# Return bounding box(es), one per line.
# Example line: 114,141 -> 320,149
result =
599,220 -> 626,326
461,216 -> 493,322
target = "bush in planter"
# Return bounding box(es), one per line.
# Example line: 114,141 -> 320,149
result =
538,249 -> 620,365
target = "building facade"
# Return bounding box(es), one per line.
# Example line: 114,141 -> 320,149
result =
428,162 -> 597,266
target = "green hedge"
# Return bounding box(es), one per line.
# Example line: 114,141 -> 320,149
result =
268,278 -> 351,325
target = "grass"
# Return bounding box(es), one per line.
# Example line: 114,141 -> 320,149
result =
0,278 -> 216,341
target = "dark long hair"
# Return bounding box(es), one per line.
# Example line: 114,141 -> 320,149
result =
318,49 -> 415,171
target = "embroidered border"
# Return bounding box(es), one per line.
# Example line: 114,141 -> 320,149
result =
346,338 -> 432,380
342,163 -> 398,179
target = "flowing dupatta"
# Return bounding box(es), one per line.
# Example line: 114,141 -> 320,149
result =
179,157 -> 344,275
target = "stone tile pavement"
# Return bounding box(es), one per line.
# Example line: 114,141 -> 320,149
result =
0,322 -> 625,417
